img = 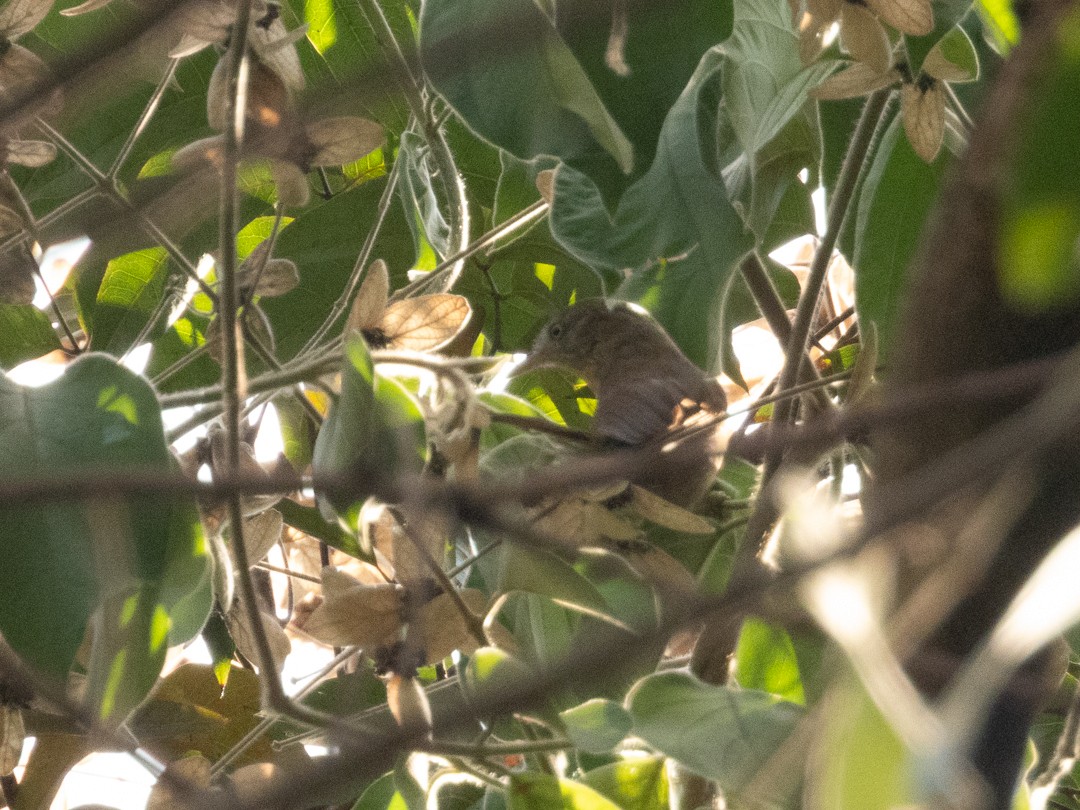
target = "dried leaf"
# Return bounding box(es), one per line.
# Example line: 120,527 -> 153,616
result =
902,80 -> 945,163
0,0 -> 54,39
295,573 -> 402,647
840,3 -> 892,74
535,169 -> 555,203
306,116 -> 384,166
5,138 -> 55,167
147,755 -> 213,810
617,541 -> 699,603
387,674 -> 432,733
172,135 -> 225,171
810,62 -> 900,100
250,13 -> 305,93
415,588 -> 487,664
346,259 -> 390,334
0,247 -> 36,306
243,507 -> 283,563
375,294 -> 472,352
237,244 -> 300,298
0,44 -> 55,117
630,485 -> 714,534
226,607 -> 291,673
867,0 -> 932,36
0,204 -> 23,238
0,706 -> 24,776
270,159 -> 310,207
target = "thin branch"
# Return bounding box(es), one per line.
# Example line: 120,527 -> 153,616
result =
108,58 -> 181,180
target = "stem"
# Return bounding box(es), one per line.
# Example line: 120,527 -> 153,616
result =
109,58 -> 180,180
159,352 -> 340,408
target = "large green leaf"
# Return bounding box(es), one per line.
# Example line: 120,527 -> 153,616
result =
420,0 -> 632,187
854,116 -> 948,362
0,303 -> 61,369
312,336 -> 425,524
581,756 -> 668,810
626,672 -> 802,794
553,0 -> 734,204
508,772 -> 621,810
91,247 -> 169,355
0,354 -> 209,720
550,49 -> 754,371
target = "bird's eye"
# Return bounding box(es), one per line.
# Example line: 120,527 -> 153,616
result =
549,324 -> 563,340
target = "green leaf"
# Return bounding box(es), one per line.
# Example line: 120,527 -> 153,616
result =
734,618 -> 805,704
626,672 -> 802,793
550,49 -> 754,370
0,303 -> 61,369
508,772 -> 621,810
580,755 -> 668,810
0,355 -> 208,715
420,0 -> 632,182
854,116 -> 947,363
352,772 -> 409,810
997,5 -> 1080,314
312,336 -> 425,522
554,0 -> 734,204
276,496 -> 364,558
559,698 -> 633,753
92,247 -> 168,355
976,0 -> 1020,54
500,544 -> 610,617
397,130 -> 451,260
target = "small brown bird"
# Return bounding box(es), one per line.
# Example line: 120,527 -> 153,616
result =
515,299 -> 726,504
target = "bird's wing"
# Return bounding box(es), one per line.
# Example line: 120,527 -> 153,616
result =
594,376 -> 699,445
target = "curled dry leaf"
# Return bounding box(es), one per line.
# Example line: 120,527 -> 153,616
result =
0,44 -> 58,120
347,259 -> 391,335
243,507 -> 283,564
0,705 -> 24,776
387,674 -> 433,733
59,0 -> 113,15
4,138 -> 56,167
532,493 -> 640,546
839,3 -> 892,74
269,159 -> 311,207
902,79 -> 945,163
146,755 -> 213,810
866,0 -> 932,36
811,61 -> 900,100
294,568 -> 403,648
375,507 -> 448,587
226,606 -> 291,674
630,485 -> 714,534
414,588 -> 487,664
306,116 -> 384,166
236,242 -> 300,298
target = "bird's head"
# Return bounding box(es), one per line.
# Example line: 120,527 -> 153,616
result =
513,299 -> 613,378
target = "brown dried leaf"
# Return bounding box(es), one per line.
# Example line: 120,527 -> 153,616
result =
535,169 -> 555,203
839,3 -> 892,74
226,607 -> 291,673
306,116 -> 384,166
810,62 -> 900,100
617,541 -> 699,603
243,507 -> 282,564
387,675 -> 432,732
270,159 -> 310,207
250,14 -> 305,93
0,0 -> 54,39
902,80 -> 945,163
0,44 -> 55,117
415,589 -> 487,664
0,247 -> 36,306
346,259 -> 390,335
376,294 -> 472,352
630,485 -> 714,534
0,706 -> 24,776
237,244 -> 300,298
295,574 -> 402,647
146,755 -> 213,810
867,0 -> 932,36
5,138 -> 55,167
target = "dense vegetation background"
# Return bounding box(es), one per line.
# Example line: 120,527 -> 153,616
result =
0,0 -> 1079,807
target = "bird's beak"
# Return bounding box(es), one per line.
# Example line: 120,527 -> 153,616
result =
510,347 -> 553,377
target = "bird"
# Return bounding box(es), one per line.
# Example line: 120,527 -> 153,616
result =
514,299 -> 726,505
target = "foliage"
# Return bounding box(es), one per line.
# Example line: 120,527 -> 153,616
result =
0,0 -> 1078,808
